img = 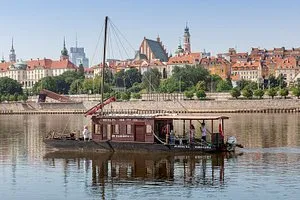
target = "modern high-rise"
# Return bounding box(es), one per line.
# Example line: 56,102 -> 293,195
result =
70,37 -> 89,67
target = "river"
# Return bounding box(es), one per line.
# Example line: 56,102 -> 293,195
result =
0,114 -> 300,200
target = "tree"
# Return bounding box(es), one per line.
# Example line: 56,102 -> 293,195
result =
196,90 -> 206,99
22,94 -> 28,102
78,63 -> 85,78
124,68 -> 142,88
172,65 -> 210,90
184,91 -> 194,99
279,88 -> 289,99
69,79 -> 84,94
32,76 -> 57,94
230,88 -> 241,99
142,68 -> 161,92
0,77 -> 23,95
216,79 -> 233,92
195,81 -> 206,91
292,87 -> 300,99
253,89 -> 264,99
159,77 -> 180,93
242,88 -> 253,99
267,88 -> 278,99
128,82 -> 142,93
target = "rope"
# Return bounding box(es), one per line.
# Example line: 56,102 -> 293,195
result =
151,130 -> 165,144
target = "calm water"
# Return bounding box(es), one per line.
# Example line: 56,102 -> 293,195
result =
0,114 -> 300,200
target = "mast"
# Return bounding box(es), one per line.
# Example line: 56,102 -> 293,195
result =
101,16 -> 108,114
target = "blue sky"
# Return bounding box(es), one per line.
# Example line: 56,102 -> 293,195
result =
0,0 -> 300,66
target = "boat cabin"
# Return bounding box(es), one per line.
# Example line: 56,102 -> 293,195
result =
91,114 -> 229,147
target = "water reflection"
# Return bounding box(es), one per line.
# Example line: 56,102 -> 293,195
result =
44,152 -> 243,198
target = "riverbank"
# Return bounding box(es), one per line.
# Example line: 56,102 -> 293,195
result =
1,98 -> 300,114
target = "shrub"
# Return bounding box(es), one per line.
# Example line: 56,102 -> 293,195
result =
242,88 -> 253,99
131,93 -> 141,99
196,90 -> 206,99
279,88 -> 289,99
267,88 -> 278,99
253,89 -> 264,99
121,92 -> 131,101
292,87 -> 300,99
230,88 -> 241,99
184,91 -> 194,99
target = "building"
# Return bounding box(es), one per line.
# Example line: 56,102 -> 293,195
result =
139,36 -> 168,62
0,39 -> 77,88
70,37 -> 89,67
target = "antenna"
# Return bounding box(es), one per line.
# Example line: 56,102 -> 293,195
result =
76,32 -> 78,48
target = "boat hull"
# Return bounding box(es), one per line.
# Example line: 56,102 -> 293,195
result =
44,139 -> 231,153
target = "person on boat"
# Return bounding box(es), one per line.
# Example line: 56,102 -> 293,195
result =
82,125 -> 90,141
201,122 -> 207,142
190,124 -> 195,144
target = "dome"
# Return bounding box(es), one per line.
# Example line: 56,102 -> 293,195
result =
14,60 -> 27,70
9,64 -> 15,70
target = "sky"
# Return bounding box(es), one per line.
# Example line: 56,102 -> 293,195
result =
1,0 -> 300,66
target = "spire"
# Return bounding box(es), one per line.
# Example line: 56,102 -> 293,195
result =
9,37 -> 16,62
183,22 -> 191,54
11,37 -> 14,50
61,36 -> 69,60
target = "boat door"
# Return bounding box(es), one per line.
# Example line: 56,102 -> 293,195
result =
134,125 -> 145,142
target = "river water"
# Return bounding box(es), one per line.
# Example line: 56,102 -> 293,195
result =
0,114 -> 300,200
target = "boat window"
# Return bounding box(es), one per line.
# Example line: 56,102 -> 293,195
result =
126,125 -> 132,134
95,124 -> 103,135
146,125 -> 152,135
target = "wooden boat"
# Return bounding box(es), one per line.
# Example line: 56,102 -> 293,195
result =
44,113 -> 243,153
44,16 -> 243,153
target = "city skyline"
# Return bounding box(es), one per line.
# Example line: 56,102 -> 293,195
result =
1,0 -> 300,66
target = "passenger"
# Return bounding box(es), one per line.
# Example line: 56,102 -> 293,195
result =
82,125 -> 90,141
201,122 -> 207,142
190,124 -> 195,144
170,130 -> 175,144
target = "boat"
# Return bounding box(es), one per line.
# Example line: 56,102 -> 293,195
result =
44,16 -> 243,153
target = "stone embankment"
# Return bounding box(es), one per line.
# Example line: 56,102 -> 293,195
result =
1,99 -> 300,115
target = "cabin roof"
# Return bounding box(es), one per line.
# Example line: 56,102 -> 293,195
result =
93,114 -> 229,120
154,115 -> 229,120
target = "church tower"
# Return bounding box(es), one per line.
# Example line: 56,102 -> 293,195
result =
60,37 -> 69,60
183,23 -> 191,54
9,38 -> 16,62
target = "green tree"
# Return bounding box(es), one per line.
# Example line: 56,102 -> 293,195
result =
128,82 -> 142,93
292,87 -> 300,99
195,81 -> 206,91
196,90 -> 206,99
242,88 -> 253,99
69,79 -> 84,94
22,94 -> 28,102
172,65 -> 210,90
267,88 -> 278,99
142,68 -> 161,92
159,77 -> 180,93
230,88 -> 241,99
253,89 -> 264,99
184,90 -> 194,99
32,76 -> 57,94
78,63 -> 85,77
0,77 -> 23,95
279,88 -> 289,99
124,68 -> 142,88
216,79 -> 233,92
